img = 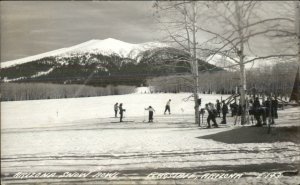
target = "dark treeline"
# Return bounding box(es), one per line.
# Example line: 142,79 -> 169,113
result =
1,48 -> 220,87
148,61 -> 298,99
1,83 -> 135,101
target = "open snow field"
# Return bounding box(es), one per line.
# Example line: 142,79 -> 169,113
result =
1,92 -> 300,184
1,93 -> 229,129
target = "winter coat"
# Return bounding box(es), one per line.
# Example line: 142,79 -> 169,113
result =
145,107 -> 155,112
207,104 -> 217,117
222,104 -> 228,114
253,99 -> 261,109
114,104 -> 118,111
216,102 -> 221,111
119,106 -> 125,114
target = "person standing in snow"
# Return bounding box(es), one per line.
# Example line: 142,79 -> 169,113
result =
272,97 -> 278,119
205,103 -> 219,128
216,100 -> 221,117
263,98 -> 271,125
253,97 -> 262,127
145,106 -> 155,122
164,99 -> 171,115
221,100 -> 228,124
114,103 -> 119,118
264,97 -> 276,125
230,101 -> 238,117
119,103 -> 126,122
248,99 -> 255,124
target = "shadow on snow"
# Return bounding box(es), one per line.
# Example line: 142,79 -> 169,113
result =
197,126 -> 300,144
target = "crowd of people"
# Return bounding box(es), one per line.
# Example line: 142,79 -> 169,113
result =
202,97 -> 279,128
113,96 -> 279,126
249,97 -> 278,127
227,97 -> 279,127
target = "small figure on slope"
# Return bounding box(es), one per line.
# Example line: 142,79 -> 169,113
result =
248,99 -> 254,124
145,106 -> 155,123
216,99 -> 221,117
114,103 -> 119,118
253,97 -> 262,127
164,99 -> 171,115
272,97 -> 278,119
205,103 -> 219,128
119,103 -> 126,122
230,101 -> 238,117
221,100 -> 228,124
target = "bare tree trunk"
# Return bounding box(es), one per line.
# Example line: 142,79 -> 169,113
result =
239,63 -> 247,124
191,1 -> 200,126
235,1 -> 247,124
296,1 -> 300,67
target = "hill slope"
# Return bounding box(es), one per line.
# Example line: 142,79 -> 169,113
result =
0,38 -> 221,86
1,38 -> 166,69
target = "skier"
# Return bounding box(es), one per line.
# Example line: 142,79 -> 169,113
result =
119,103 -> 126,122
205,103 -> 219,128
272,97 -> 278,119
265,97 -> 276,124
234,100 -> 245,125
221,100 -> 228,124
164,99 -> 171,115
145,106 -> 155,122
248,99 -> 254,124
253,97 -> 262,127
216,99 -> 221,117
230,101 -> 238,117
264,98 -> 272,125
114,103 -> 119,118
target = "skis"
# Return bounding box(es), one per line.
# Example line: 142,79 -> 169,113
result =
110,120 -> 158,124
110,121 -> 135,123
201,125 -> 229,129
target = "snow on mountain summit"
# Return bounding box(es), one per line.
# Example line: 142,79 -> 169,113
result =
63,38 -> 167,58
67,38 -> 138,56
1,38 -> 167,68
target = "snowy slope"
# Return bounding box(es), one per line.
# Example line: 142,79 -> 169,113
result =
1,93 -> 299,184
1,93 -> 229,129
1,38 -> 167,69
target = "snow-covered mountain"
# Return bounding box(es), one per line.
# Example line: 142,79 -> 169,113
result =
0,38 -> 219,86
1,38 -> 167,68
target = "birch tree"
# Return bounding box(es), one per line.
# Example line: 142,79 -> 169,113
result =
296,1 -> 300,67
196,1 -> 297,124
154,1 -> 205,125
154,1 -> 297,125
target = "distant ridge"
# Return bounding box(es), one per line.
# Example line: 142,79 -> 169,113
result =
1,38 -> 167,68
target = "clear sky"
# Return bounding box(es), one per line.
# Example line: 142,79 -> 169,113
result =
1,1 -> 162,62
0,1 -> 295,62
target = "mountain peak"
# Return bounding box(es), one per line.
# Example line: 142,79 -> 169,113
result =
1,38 -> 167,68
103,38 -> 120,42
100,38 -> 135,46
